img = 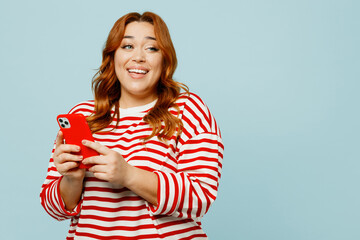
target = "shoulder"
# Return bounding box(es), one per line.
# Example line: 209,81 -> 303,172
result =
177,92 -> 210,122
68,100 -> 95,116
176,92 -> 221,138
176,92 -> 206,108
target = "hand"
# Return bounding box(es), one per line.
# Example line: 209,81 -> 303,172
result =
82,140 -> 158,205
53,131 -> 86,181
82,140 -> 130,188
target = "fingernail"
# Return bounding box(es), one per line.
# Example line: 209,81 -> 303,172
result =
82,140 -> 87,145
78,155 -> 83,160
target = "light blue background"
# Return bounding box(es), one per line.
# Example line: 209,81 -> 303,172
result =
0,0 -> 359,239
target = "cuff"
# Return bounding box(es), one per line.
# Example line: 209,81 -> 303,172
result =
56,176 -> 82,216
148,171 -> 161,214
148,171 -> 183,216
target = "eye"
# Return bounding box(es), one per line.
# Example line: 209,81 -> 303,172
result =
147,46 -> 159,52
121,44 -> 133,50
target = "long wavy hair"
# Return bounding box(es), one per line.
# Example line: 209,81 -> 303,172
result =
87,12 -> 189,141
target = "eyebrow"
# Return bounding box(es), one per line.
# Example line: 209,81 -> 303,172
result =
123,35 -> 157,41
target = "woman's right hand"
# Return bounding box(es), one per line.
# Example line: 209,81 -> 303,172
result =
53,131 -> 86,181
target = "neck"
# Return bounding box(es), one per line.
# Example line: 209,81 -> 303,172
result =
119,93 -> 157,109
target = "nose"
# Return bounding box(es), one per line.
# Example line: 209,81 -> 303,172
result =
132,48 -> 145,63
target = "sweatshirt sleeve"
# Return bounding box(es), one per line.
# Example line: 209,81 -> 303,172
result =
39,142 -> 82,221
149,93 -> 224,220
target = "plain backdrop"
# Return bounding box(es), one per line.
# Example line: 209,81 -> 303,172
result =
0,0 -> 359,239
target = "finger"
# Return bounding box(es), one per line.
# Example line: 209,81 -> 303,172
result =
93,172 -> 108,182
57,161 -> 80,174
56,144 -> 81,154
83,155 -> 107,166
82,140 -> 110,155
55,131 -> 64,148
56,153 -> 83,164
89,164 -> 107,173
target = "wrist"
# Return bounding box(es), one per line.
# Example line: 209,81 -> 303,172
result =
122,163 -> 136,188
62,174 -> 84,186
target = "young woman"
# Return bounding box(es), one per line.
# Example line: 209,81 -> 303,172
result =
40,12 -> 224,239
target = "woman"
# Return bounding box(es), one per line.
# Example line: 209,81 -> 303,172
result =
40,12 -> 224,239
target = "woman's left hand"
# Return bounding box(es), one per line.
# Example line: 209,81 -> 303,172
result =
81,140 -> 130,188
81,140 -> 158,206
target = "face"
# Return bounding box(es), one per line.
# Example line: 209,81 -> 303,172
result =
114,21 -> 163,107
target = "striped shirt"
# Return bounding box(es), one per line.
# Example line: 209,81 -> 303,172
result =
40,93 -> 224,239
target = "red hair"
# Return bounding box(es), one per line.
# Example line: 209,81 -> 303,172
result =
87,12 -> 188,141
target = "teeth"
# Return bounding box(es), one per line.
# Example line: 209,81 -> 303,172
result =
128,69 -> 148,74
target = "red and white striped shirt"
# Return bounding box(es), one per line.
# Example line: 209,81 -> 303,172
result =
40,93 -> 224,239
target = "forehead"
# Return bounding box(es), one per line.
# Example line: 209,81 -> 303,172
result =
124,21 -> 156,38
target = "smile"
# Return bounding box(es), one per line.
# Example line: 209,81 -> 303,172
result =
127,68 -> 149,74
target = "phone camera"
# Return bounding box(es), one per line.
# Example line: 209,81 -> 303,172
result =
58,117 -> 71,128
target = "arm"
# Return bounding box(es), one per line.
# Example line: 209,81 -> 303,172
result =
150,133 -> 224,219
40,131 -> 85,220
55,131 -> 86,211
59,175 -> 84,211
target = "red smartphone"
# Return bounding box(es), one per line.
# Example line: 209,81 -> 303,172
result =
56,113 -> 98,169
